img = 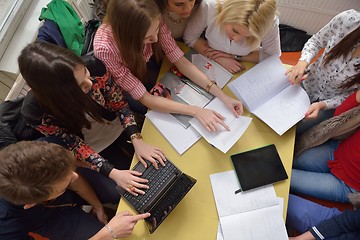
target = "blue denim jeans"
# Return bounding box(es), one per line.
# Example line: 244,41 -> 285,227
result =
290,140 -> 357,203
286,194 -> 341,234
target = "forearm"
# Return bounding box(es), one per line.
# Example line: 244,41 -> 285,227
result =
291,231 -> 316,240
193,38 -> 210,56
239,50 -> 260,63
69,174 -> 103,209
139,92 -> 198,117
174,57 -> 228,102
89,227 -> 112,240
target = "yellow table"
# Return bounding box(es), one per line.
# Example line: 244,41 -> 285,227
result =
117,45 -> 295,240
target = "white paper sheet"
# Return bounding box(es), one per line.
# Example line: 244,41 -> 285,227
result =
210,170 -> 288,240
145,110 -> 201,155
191,54 -> 233,89
189,98 -> 252,153
228,55 -> 310,136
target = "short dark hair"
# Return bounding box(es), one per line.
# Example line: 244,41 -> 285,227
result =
0,141 -> 76,205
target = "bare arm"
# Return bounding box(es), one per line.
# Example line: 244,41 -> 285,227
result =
139,92 -> 230,131
174,57 -> 243,117
289,231 -> 316,240
69,173 -> 107,224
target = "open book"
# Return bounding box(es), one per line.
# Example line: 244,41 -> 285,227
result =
210,170 -> 288,240
228,55 -> 310,135
159,52 -> 233,128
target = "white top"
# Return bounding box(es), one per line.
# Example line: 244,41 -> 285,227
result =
183,0 -> 281,61
300,9 -> 360,109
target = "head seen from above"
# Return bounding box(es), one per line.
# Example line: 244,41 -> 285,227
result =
160,0 -> 199,19
217,0 -> 276,48
18,42 -> 103,134
105,0 -> 162,82
0,141 -> 77,207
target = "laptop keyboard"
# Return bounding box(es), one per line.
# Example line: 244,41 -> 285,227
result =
122,161 -> 178,211
147,173 -> 196,233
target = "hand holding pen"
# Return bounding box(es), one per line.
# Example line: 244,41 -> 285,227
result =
285,60 -> 309,85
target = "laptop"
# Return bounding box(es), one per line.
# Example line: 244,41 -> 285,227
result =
116,159 -> 197,233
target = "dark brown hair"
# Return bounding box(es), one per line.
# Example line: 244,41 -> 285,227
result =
342,63 -> 360,89
323,26 -> 360,65
0,141 -> 76,205
105,0 -> 163,83
154,0 -> 202,14
18,42 -> 103,135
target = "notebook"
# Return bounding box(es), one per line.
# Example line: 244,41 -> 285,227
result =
230,144 -> 288,192
116,159 -> 196,233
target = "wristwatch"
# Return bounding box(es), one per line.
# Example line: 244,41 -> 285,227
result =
130,132 -> 143,141
233,55 -> 242,61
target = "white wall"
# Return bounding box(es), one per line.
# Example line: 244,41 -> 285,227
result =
277,0 -> 360,35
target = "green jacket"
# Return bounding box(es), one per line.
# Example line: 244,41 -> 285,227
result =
39,0 -> 84,55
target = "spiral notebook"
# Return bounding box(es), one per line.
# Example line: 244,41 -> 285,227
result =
231,144 -> 288,192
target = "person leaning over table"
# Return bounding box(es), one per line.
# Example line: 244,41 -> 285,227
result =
0,141 -> 150,240
93,0 -> 243,131
154,0 -> 202,40
286,9 -> 360,135
18,42 -> 165,203
183,0 -> 281,74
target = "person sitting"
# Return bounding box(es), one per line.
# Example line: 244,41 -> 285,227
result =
18,42 -> 166,203
183,0 -> 281,73
287,194 -> 360,239
291,72 -> 360,203
286,10 -> 360,134
154,0 -> 202,40
0,141 -> 150,240
94,0 -> 243,130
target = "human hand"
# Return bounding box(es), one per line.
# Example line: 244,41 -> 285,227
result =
220,95 -> 243,117
109,169 -> 149,196
193,107 -> 230,131
305,102 -> 326,119
286,60 -> 308,85
132,139 -> 166,169
92,206 -> 108,224
106,211 -> 150,238
214,57 -> 245,74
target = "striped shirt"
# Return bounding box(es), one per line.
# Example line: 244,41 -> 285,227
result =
94,22 -> 184,100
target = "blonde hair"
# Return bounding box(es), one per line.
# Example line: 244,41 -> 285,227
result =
216,0 -> 276,49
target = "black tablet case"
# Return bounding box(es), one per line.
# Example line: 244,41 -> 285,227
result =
231,144 -> 288,191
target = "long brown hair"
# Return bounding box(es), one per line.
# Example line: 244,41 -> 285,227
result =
105,0 -> 163,82
0,141 -> 76,205
18,42 -> 103,134
323,25 -> 360,65
342,63 -> 360,89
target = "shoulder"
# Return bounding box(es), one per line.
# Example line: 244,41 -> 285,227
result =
331,9 -> 360,28
21,92 -> 43,124
94,24 -> 114,50
199,0 -> 217,12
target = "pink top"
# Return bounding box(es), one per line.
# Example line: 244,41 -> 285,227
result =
94,22 -> 184,100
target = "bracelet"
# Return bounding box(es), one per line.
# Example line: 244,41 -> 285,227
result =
130,132 -> 143,142
206,80 -> 216,93
105,224 -> 118,239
